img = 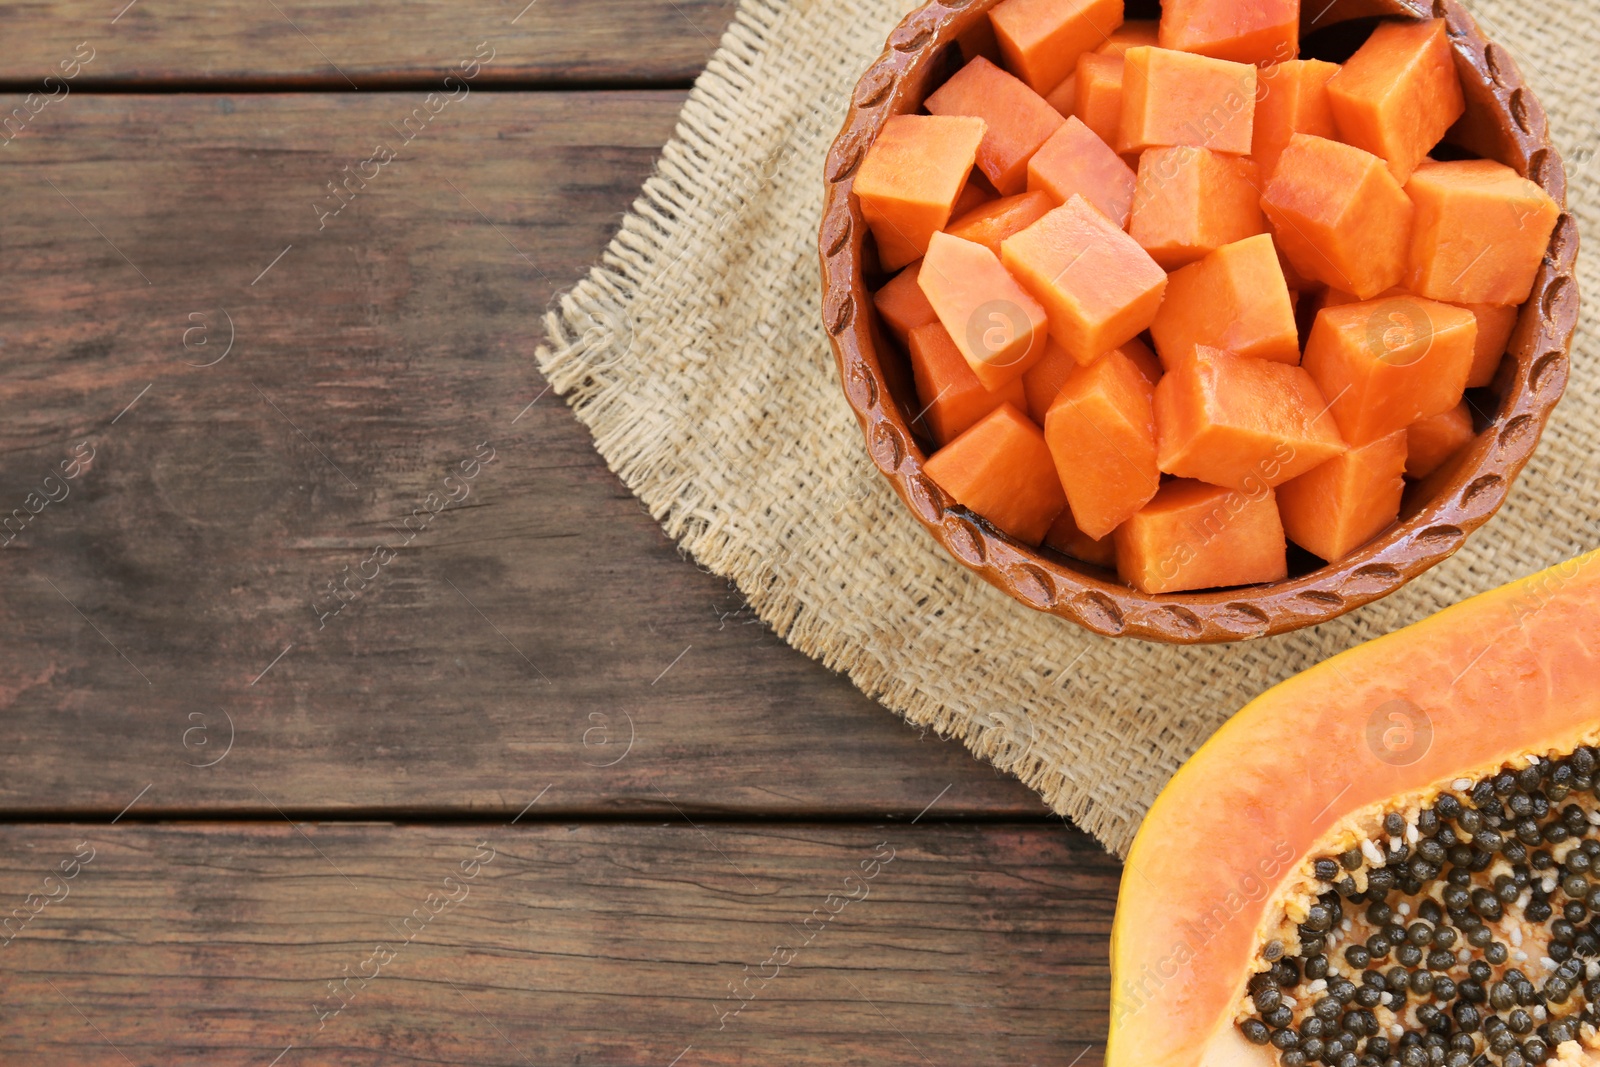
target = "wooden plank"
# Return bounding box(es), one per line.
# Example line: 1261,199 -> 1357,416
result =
0,0 -> 740,88
0,92 -> 1047,819
0,822 -> 1115,1065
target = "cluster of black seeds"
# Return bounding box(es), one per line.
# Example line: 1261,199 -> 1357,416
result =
1240,748 -> 1600,1067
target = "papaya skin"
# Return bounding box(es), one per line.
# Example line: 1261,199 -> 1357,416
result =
1108,550 -> 1600,1067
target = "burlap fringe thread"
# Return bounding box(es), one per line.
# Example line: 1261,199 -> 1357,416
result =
537,0 -> 1599,856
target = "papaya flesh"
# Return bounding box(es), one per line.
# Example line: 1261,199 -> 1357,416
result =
923,403 -> 1066,545
946,189 -> 1056,257
1110,550 -> 1600,1067
1114,478 -> 1287,594
926,55 -> 1065,196
1044,504 -> 1117,568
1405,400 -> 1474,480
1097,19 -> 1160,59
1027,115 -> 1137,226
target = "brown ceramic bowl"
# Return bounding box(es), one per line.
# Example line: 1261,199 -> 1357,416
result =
819,0 -> 1579,643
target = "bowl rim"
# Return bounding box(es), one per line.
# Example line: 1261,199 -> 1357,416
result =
817,0 -> 1580,644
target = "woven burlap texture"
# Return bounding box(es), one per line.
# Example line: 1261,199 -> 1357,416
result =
536,0 -> 1598,857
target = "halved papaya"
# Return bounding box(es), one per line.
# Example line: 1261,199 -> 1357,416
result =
1109,549 -> 1600,1067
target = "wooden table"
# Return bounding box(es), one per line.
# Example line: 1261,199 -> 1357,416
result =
0,4 -> 1120,1062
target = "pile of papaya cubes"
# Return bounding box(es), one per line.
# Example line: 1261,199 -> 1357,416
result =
856,0 -> 1560,594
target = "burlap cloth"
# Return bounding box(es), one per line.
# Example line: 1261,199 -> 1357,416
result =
536,0 -> 1598,856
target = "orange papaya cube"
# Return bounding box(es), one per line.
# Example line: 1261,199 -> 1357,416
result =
1114,479 -> 1288,593
1301,295 -> 1477,444
1119,47 -> 1257,156
1028,116 -> 1138,225
925,56 -> 1065,196
1277,429 -> 1408,561
1043,348 -> 1161,539
1312,287 -> 1425,325
1157,0 -> 1298,66
1044,506 -> 1117,567
1128,147 -> 1265,269
1149,234 -> 1299,367
1073,53 -> 1127,149
854,114 -> 987,270
1405,400 -> 1474,480
923,403 -> 1067,545
1154,346 -> 1346,490
946,190 -> 1054,258
1252,59 -> 1340,176
956,14 -> 1003,65
1097,19 -> 1160,58
1326,18 -> 1465,184
907,321 -> 1029,445
950,169 -> 998,219
1021,338 -> 1077,423
1276,241 -> 1320,294
1022,336 -> 1159,422
1403,159 -> 1561,306
1463,302 -> 1519,388
1001,195 -> 1168,364
872,260 -> 938,342
1045,74 -> 1077,119
1119,335 -> 1163,385
1313,286 -> 1376,312
1260,133 -> 1413,299
919,231 -> 1050,389
988,0 -> 1125,96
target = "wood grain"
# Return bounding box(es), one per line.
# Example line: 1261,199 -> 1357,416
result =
0,92 -> 1047,820
0,822 -> 1115,1065
0,0 -> 741,88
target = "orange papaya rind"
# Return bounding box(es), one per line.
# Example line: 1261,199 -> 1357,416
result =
1111,550 -> 1600,1067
